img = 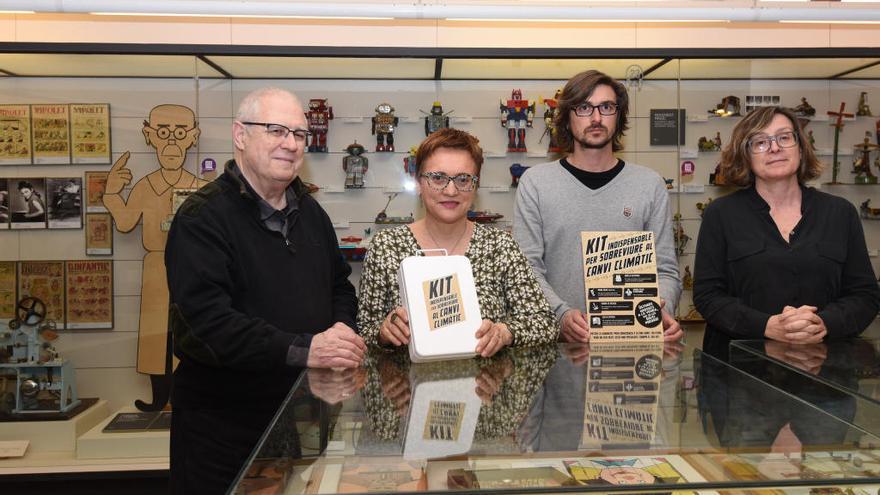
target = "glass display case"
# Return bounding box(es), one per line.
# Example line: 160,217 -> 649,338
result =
730,322 -> 880,438
230,341 -> 880,494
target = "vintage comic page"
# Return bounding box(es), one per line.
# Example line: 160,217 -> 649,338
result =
70,103 -> 111,164
580,341 -> 664,450
0,261 -> 16,327
17,261 -> 65,328
85,171 -> 109,212
31,104 -> 70,164
0,104 -> 31,164
565,455 -> 706,491
65,260 -> 113,329
85,212 -> 113,255
337,458 -> 427,493
581,231 -> 663,342
47,177 -> 83,229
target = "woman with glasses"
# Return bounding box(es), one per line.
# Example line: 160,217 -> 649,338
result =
357,128 -> 558,357
693,106 -> 879,359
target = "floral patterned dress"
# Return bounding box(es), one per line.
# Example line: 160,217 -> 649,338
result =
356,223 -> 559,347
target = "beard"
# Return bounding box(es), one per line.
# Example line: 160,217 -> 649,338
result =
574,125 -> 613,150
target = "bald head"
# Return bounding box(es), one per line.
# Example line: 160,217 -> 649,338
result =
236,87 -> 302,123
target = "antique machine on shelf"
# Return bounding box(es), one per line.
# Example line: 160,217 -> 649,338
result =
375,192 -> 414,225
852,131 -> 879,185
0,296 -> 80,415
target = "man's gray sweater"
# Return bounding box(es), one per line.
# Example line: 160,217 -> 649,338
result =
513,160 -> 681,320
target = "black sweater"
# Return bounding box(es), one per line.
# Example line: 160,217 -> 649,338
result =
166,160 -> 357,409
693,185 -> 879,359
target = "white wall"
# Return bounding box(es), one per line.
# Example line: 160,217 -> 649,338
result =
1,74 -> 880,411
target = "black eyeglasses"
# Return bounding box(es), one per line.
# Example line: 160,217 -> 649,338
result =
420,172 -> 479,192
145,125 -> 196,140
240,121 -> 312,142
748,131 -> 798,154
573,101 -> 619,117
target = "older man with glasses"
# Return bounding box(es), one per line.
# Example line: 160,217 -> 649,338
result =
513,69 -> 683,345
165,87 -> 365,495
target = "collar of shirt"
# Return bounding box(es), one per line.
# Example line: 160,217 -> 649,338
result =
745,182 -> 815,215
229,164 -> 299,234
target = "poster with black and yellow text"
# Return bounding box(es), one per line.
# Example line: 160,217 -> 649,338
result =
580,342 -> 663,450
70,103 -> 111,163
422,273 -> 465,331
0,105 -> 31,164
581,231 -> 662,342
18,261 -> 65,328
31,104 -> 70,164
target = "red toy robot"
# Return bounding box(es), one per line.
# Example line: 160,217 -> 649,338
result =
305,98 -> 333,152
500,89 -> 535,153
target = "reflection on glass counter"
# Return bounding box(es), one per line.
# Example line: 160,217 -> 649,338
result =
229,340 -> 880,494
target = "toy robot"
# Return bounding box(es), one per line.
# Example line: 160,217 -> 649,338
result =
343,142 -> 368,188
305,98 -> 333,152
372,103 -> 399,152
403,146 -> 418,177
541,90 -> 562,153
509,163 -> 530,187
422,101 -> 453,136
500,89 -> 535,153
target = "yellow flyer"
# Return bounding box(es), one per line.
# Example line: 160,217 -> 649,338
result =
0,261 -> 16,324
65,260 -> 113,329
0,104 -> 32,164
17,261 -> 65,328
581,231 -> 663,342
70,103 -> 111,163
31,103 -> 70,164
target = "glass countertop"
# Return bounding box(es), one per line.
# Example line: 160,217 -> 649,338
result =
229,341 -> 880,494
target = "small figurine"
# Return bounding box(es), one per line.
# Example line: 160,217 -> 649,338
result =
681,305 -> 704,323
372,103 -> 398,152
540,90 -> 562,154
500,89 -> 535,153
709,163 -> 728,186
808,129 -> 817,151
857,91 -> 872,117
852,131 -> 879,185
682,265 -> 693,290
305,98 -> 333,152
343,141 -> 368,189
663,177 -> 675,190
421,101 -> 453,136
698,135 -> 721,152
696,198 -> 713,218
375,193 -> 414,224
673,213 -> 689,257
708,95 -> 741,117
403,146 -> 418,177
467,210 -> 503,223
860,199 -> 880,220
828,102 -> 855,184
510,163 -> 530,187
794,97 -> 816,117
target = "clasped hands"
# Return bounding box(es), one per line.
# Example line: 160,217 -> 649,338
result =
379,307 -> 512,357
307,322 -> 366,369
765,305 -> 827,344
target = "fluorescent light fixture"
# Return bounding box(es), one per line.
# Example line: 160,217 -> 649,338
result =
90,12 -> 393,20
446,18 -> 728,23
780,19 -> 880,24
0,10 -> 35,14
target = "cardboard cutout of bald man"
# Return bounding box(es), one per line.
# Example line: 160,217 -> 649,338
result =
103,104 -> 207,410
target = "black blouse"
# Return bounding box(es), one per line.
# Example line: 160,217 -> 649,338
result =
693,185 -> 880,359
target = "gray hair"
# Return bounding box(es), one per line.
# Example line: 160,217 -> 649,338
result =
235,87 -> 302,122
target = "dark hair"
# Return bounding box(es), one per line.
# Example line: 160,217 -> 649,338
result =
17,180 -> 33,190
415,128 -> 484,177
554,69 -> 630,153
719,106 -> 822,186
